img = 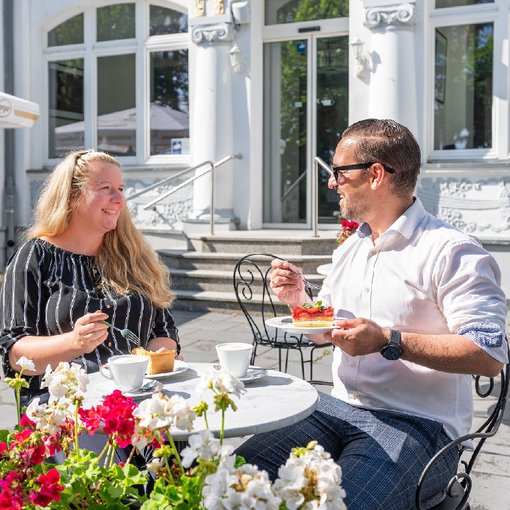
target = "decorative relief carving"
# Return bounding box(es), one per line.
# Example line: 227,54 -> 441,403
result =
417,177 -> 510,238
191,22 -> 234,44
364,3 -> 415,27
195,0 -> 205,16
216,0 -> 225,15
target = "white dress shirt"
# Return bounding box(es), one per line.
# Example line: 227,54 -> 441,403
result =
319,198 -> 508,439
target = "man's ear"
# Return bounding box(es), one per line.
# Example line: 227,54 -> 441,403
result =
369,162 -> 386,190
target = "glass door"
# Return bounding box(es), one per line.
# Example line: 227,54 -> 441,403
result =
262,34 -> 348,226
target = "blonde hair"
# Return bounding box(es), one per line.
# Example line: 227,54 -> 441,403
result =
26,150 -> 174,309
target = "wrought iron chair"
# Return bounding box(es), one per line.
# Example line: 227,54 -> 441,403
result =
233,253 -> 332,385
416,345 -> 509,510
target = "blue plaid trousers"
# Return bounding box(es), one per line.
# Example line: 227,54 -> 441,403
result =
236,392 -> 459,510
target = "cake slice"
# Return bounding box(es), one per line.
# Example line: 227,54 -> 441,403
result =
132,347 -> 175,375
292,300 -> 334,327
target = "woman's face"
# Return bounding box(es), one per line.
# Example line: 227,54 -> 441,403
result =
72,161 -> 125,235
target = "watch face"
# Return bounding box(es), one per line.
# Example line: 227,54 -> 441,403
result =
381,345 -> 402,361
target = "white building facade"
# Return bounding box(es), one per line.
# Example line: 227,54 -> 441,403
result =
2,0 -> 510,292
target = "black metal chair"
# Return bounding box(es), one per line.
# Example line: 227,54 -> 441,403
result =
233,253 -> 332,385
416,346 -> 509,510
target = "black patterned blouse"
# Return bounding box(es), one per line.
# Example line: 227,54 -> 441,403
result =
0,238 -> 180,401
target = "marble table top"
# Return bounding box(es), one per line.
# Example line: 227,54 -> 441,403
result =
84,362 -> 319,441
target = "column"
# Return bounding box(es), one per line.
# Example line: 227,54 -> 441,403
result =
363,1 -> 417,134
187,0 -> 238,227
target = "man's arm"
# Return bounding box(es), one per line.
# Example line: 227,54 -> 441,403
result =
325,317 -> 504,377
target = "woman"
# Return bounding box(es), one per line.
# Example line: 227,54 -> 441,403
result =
0,150 -> 180,404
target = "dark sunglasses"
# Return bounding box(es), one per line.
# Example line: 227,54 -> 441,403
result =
331,162 -> 396,183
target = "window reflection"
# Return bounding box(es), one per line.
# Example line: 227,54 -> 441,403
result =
149,5 -> 188,35
97,3 -> 135,41
434,23 -> 493,150
50,59 -> 84,158
97,54 -> 136,156
264,0 -> 348,25
48,14 -> 84,47
150,50 -> 189,155
435,0 -> 493,7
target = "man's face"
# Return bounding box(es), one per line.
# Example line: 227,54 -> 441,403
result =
330,137 -> 372,223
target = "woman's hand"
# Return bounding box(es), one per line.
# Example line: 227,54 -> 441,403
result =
71,311 -> 109,353
270,259 -> 309,307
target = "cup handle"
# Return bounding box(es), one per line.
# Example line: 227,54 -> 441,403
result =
100,364 -> 113,380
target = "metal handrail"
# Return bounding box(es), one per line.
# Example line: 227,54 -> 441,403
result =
312,157 -> 333,237
126,161 -> 212,201
281,171 -> 306,202
142,154 -> 242,236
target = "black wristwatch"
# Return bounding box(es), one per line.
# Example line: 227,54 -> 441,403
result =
380,329 -> 403,360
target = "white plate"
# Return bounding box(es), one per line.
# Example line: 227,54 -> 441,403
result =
94,379 -> 162,399
238,367 -> 268,383
265,316 -> 338,335
145,360 -> 189,380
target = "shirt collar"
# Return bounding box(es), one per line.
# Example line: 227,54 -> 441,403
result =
355,197 -> 426,242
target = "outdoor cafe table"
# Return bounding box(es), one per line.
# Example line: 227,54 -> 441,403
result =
83,362 -> 320,441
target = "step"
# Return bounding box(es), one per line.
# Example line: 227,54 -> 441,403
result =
172,289 -> 290,314
161,250 -> 332,273
170,268 -> 325,293
187,234 -> 338,256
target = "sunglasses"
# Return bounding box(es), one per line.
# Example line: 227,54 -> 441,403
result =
331,162 -> 396,183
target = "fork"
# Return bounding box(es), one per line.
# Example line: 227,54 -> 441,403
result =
102,320 -> 141,347
271,255 -> 322,292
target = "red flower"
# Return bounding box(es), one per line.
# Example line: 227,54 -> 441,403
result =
337,219 -> 359,244
79,390 -> 136,448
0,486 -> 24,510
20,413 -> 35,429
29,468 -> 64,507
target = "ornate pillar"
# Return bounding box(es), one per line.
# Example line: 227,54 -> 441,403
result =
187,0 -> 239,229
363,1 -> 417,133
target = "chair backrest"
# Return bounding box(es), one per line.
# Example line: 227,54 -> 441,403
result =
232,253 -> 305,347
416,348 -> 510,510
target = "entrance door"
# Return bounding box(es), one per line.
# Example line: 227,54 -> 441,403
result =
262,34 -> 348,227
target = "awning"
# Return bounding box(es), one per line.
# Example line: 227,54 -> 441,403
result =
0,91 -> 40,128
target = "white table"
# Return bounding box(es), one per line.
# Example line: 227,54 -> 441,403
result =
84,362 -> 319,441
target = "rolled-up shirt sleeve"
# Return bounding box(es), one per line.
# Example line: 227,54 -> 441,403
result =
435,240 -> 508,363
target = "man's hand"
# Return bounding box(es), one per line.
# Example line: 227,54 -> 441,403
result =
270,259 -> 310,307
324,317 -> 387,356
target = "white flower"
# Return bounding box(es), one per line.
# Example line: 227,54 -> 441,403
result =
133,393 -> 196,432
25,398 -> 70,437
203,463 -> 281,510
273,442 -> 346,510
41,361 -> 89,402
196,369 -> 246,401
16,356 -> 35,372
181,430 -> 221,468
146,457 -> 164,474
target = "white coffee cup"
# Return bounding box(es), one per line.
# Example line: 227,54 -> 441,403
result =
100,354 -> 148,392
215,342 -> 253,377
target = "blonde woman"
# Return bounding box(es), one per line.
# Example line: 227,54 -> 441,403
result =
0,150 -> 180,404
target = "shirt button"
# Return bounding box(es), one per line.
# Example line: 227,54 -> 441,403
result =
108,342 -> 113,347
364,288 -> 370,293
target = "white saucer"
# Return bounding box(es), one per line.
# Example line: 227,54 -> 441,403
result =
265,316 -> 338,335
238,367 -> 268,383
94,378 -> 162,399
145,360 -> 189,380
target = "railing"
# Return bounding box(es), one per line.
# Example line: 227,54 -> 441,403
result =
129,154 -> 242,236
312,157 -> 333,237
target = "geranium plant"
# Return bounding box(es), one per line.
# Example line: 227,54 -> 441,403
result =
0,359 -> 347,509
336,219 -> 359,245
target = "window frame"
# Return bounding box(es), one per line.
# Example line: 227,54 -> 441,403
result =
427,0 -> 507,161
43,0 -> 190,166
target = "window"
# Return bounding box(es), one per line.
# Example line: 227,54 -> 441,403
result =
46,2 -> 189,160
265,0 -> 348,25
431,1 -> 500,157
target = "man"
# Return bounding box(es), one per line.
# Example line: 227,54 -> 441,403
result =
236,119 -> 508,510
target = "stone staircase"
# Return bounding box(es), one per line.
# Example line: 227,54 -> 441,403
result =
158,231 -> 338,313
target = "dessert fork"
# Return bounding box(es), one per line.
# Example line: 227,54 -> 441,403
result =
271,255 -> 322,292
102,320 -> 141,347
